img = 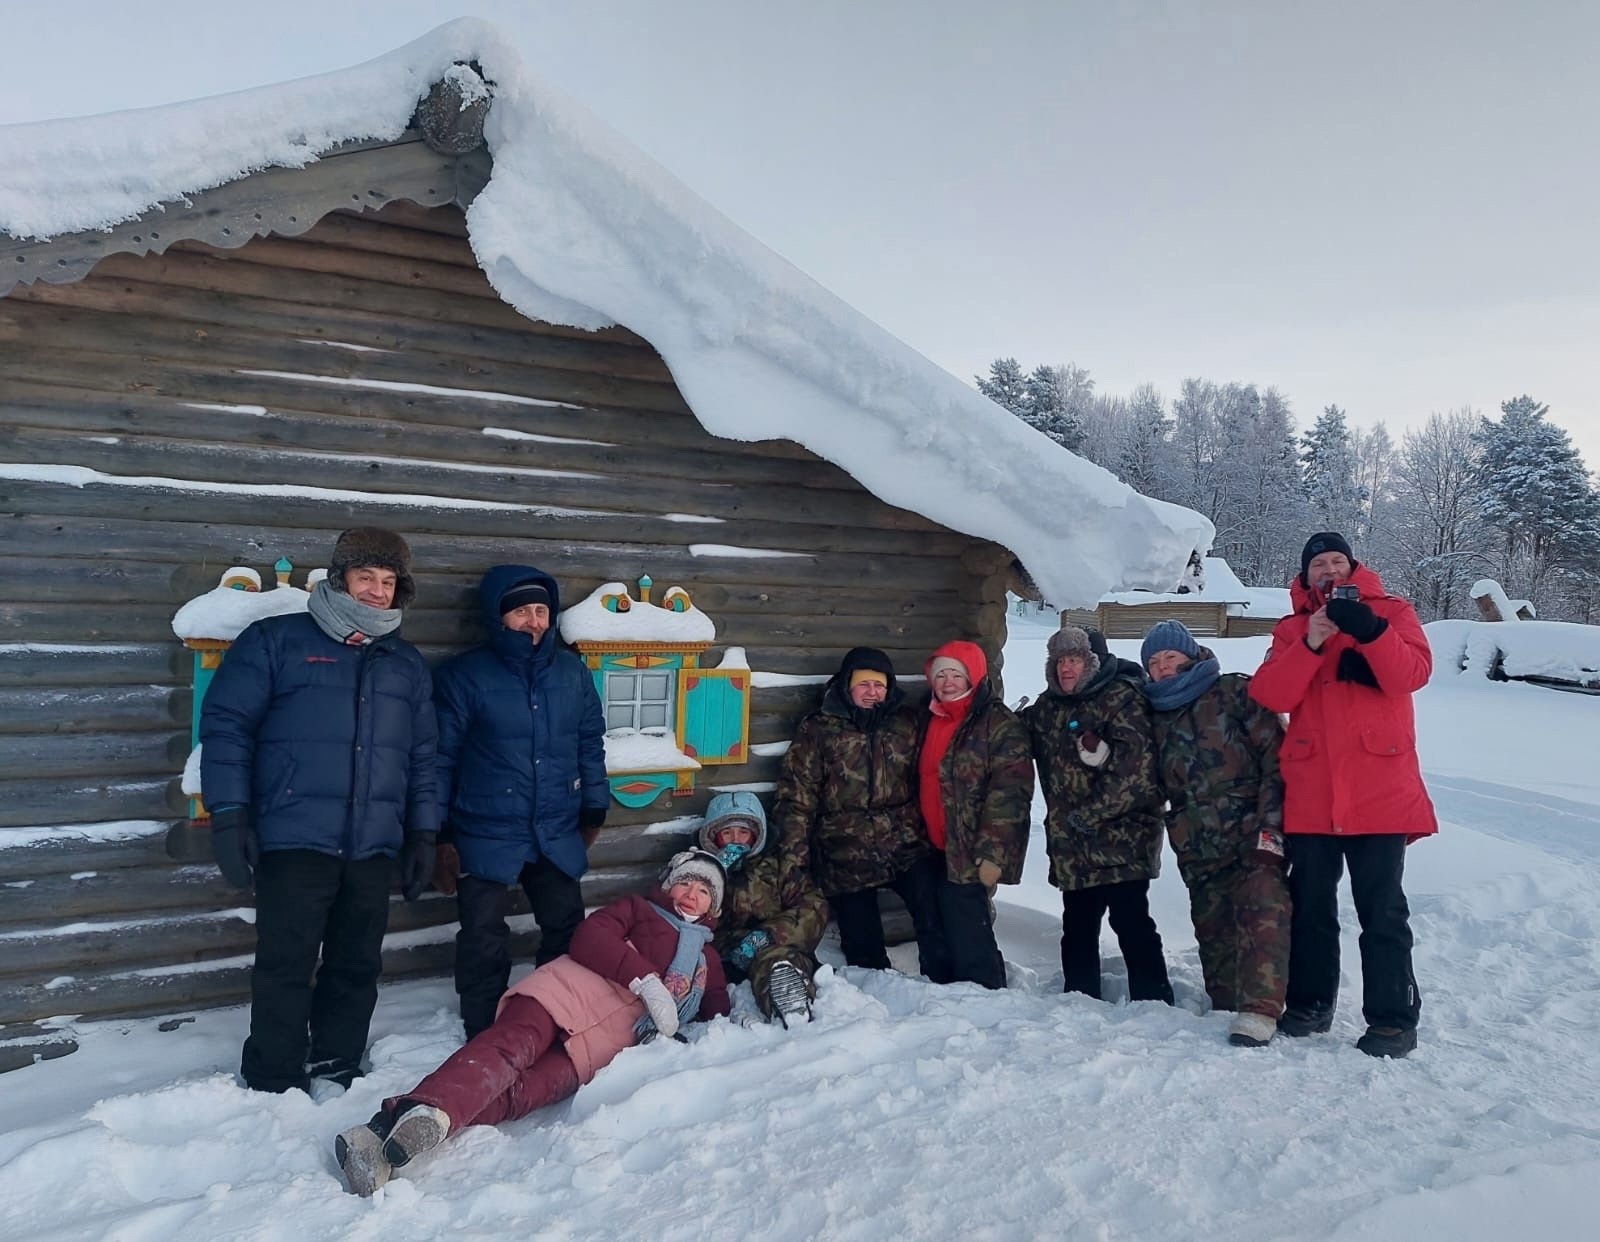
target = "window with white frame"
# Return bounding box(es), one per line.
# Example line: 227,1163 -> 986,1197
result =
604,670 -> 676,731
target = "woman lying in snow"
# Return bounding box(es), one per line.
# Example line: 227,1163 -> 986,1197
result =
334,850 -> 731,1196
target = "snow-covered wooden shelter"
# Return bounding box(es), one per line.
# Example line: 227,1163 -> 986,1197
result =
0,20 -> 1210,1062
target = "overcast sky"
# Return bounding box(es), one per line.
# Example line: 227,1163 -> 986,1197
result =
5,1 -> 1596,466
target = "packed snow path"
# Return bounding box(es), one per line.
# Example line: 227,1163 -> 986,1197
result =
2,626 -> 1598,1239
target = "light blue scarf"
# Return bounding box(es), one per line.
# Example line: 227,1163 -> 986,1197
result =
1144,656 -> 1222,711
632,902 -> 713,1042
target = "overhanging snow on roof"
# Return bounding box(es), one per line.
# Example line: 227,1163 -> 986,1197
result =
0,17 -> 1214,607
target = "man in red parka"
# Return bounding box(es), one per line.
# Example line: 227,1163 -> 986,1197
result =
1249,532 -> 1437,1058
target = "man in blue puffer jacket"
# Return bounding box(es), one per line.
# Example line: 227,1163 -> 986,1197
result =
201,527 -> 439,1094
432,565 -> 610,1038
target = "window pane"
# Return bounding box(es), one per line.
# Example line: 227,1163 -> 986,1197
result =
607,704 -> 637,730
641,674 -> 671,700
639,703 -> 668,729
606,674 -> 635,702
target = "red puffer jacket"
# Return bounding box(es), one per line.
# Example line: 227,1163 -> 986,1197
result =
1248,564 -> 1438,838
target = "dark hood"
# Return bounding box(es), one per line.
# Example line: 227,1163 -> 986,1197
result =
479,564 -> 561,670
822,646 -> 903,728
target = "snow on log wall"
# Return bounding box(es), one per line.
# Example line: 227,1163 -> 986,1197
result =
0,167 -> 1002,1031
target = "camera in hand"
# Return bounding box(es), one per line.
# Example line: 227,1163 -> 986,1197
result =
1330,584 -> 1360,601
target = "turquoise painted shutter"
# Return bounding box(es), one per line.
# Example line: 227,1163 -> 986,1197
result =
679,669 -> 749,765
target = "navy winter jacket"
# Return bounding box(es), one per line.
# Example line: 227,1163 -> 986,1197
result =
434,566 -> 609,885
200,612 -> 439,860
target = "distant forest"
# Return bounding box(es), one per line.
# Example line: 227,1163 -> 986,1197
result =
976,359 -> 1600,624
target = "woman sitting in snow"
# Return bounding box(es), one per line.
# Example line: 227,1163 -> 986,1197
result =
334,850 -> 730,1196
698,790 -> 829,1026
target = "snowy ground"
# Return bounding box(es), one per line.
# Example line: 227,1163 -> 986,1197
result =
3,613 -> 1599,1240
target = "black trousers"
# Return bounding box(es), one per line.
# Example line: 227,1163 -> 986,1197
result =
242,849 -> 395,1093
1286,833 -> 1420,1030
830,853 -> 953,983
456,857 -> 586,1039
1060,879 -> 1173,1003
937,877 -> 1006,989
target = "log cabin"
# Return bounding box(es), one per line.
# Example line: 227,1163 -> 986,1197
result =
0,23 -> 1210,1068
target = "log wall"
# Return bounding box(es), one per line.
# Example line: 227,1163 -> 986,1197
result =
0,186 -> 1011,1046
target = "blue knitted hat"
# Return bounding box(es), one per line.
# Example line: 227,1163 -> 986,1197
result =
1141,619 -> 1202,669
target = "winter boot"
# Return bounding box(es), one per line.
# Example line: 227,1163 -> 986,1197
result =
1355,1025 -> 1417,1059
308,1057 -> 364,1091
381,1102 -> 451,1169
1277,1002 -> 1334,1037
334,1110 -> 394,1197
765,960 -> 813,1029
1227,1013 -> 1278,1048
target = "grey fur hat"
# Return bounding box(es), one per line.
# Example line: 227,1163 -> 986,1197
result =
329,527 -> 416,609
662,849 -> 726,917
1045,625 -> 1101,693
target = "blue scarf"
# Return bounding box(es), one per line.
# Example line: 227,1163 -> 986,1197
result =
1144,656 -> 1222,711
633,902 -> 714,1042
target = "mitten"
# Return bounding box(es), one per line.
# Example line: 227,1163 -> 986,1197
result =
731,929 -> 773,971
578,804 -> 607,848
1336,649 -> 1381,688
630,973 -> 680,1039
433,840 -> 462,897
1325,598 -> 1388,643
210,805 -> 259,889
400,831 -> 437,901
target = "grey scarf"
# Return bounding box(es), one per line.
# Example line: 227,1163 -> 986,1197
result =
306,578 -> 402,646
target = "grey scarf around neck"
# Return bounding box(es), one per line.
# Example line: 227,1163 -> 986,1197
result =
306,578 -> 403,646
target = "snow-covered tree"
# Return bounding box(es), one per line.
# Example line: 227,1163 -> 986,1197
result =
1377,409 -> 1485,620
1023,362 -> 1093,451
1472,395 -> 1600,611
1114,383 -> 1173,493
1301,404 -> 1364,536
975,357 -> 1029,416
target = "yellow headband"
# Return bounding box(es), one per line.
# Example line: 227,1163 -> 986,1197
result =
849,668 -> 889,689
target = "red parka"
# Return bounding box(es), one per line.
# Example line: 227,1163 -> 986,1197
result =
1248,564 -> 1438,838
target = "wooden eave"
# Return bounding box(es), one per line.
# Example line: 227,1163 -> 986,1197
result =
0,131 -> 491,297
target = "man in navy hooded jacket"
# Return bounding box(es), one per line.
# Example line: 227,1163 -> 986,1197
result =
433,565 -> 610,1038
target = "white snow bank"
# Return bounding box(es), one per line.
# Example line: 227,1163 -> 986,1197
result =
1457,619 -> 1600,686
0,18 -> 1211,606
558,581 -> 715,645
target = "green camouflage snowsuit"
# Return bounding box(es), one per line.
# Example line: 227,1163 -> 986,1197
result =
1149,663 -> 1291,1017
1023,655 -> 1165,893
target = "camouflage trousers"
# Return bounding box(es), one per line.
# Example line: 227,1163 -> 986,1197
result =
729,945 -> 817,1019
1180,852 -> 1291,1019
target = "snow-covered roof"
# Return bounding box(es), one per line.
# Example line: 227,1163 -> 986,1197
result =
1470,579 -> 1536,619
558,582 -> 716,646
0,19 -> 1212,607
1097,557 -> 1290,618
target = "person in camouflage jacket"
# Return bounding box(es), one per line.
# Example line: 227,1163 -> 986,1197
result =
916,640 -> 1034,988
772,647 -> 950,981
1141,619 -> 1291,1048
697,791 -> 828,1024
1022,625 -> 1173,1004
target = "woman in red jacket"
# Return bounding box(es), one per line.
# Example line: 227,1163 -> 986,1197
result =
1249,533 -> 1437,1058
333,850 -> 730,1194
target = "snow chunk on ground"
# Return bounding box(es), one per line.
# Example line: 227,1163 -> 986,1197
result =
0,17 -> 1211,606
1461,619 -> 1600,687
558,582 -> 715,645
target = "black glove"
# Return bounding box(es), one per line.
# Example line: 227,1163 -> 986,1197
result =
210,805 -> 259,889
400,831 -> 438,902
1336,649 -> 1381,688
1325,598 -> 1388,643
578,804 -> 607,848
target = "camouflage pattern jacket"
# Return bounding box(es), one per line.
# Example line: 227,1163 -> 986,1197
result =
918,685 -> 1035,885
1023,656 -> 1164,892
715,846 -> 829,962
772,686 -> 927,897
1149,669 -> 1285,876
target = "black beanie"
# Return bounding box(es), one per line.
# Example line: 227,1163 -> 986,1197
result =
1300,532 -> 1355,585
499,581 -> 552,616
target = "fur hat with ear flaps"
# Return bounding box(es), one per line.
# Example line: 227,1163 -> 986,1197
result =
328,527 -> 416,609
